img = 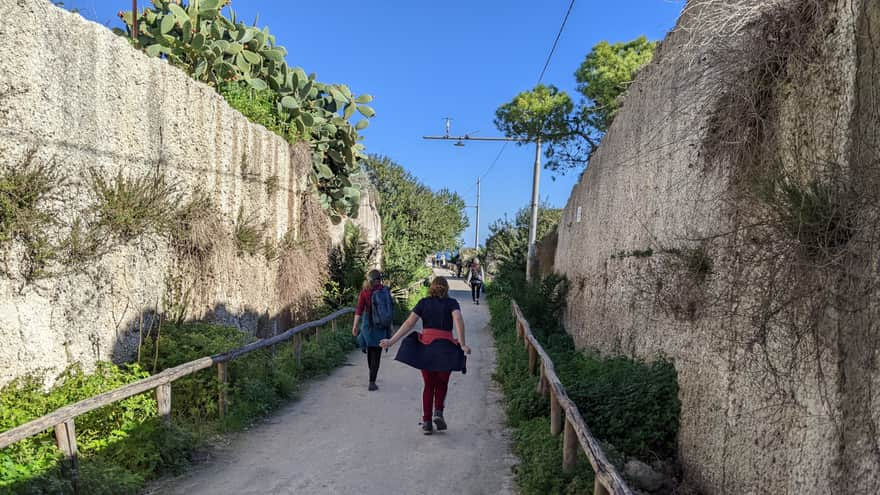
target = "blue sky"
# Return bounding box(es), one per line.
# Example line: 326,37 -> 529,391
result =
66,0 -> 685,247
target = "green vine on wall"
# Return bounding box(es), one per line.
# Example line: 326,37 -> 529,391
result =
115,0 -> 375,221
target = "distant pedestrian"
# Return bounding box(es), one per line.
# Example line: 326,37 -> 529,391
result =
467,260 -> 485,305
352,269 -> 393,391
380,276 -> 471,435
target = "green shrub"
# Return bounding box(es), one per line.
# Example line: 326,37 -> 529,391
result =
90,169 -> 181,242
512,418 -> 594,495
0,363 -> 161,493
139,318 -> 355,430
1,316 -> 358,494
323,222 -> 374,310
220,84 -> 290,140
487,272 -> 681,492
140,322 -> 247,421
557,353 -> 679,459
0,151 -> 60,280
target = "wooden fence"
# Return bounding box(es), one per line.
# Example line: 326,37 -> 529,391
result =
511,300 -> 633,495
0,307 -> 354,487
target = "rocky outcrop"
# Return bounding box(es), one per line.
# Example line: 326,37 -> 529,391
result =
554,0 -> 880,493
328,175 -> 383,268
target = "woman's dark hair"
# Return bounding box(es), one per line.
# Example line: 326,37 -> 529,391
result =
429,276 -> 449,299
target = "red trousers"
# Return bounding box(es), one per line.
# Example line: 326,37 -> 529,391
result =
421,370 -> 451,421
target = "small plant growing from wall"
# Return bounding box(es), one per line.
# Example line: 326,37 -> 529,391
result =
767,178 -> 853,259
90,169 -> 181,243
265,175 -> 280,197
0,151 -> 61,281
234,206 -> 264,256
171,191 -> 223,265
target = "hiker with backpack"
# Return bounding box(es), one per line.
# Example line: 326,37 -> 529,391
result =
466,260 -> 485,305
379,276 -> 471,435
352,269 -> 394,391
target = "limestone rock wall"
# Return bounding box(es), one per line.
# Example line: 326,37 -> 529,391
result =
0,0 -> 380,386
554,0 -> 880,493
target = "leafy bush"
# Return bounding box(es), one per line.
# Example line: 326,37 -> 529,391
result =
363,155 -> 468,288
487,271 -> 681,493
139,319 -> 355,429
488,296 -> 593,494
323,222 -> 375,310
557,354 -> 680,459
484,204 -> 561,274
512,418 -> 594,495
0,363 -> 162,493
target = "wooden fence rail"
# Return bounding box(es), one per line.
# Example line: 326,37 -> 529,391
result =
0,307 -> 355,483
511,301 -> 633,495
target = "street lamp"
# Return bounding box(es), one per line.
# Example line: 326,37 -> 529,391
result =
423,131 -> 543,281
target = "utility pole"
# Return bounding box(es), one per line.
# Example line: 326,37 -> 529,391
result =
475,177 -> 481,251
525,137 -> 541,281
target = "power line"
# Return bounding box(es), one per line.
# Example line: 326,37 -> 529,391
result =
479,142 -> 508,180
479,0 -> 576,182
537,0 -> 576,84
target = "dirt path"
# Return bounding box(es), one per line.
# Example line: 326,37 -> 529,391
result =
152,269 -> 515,495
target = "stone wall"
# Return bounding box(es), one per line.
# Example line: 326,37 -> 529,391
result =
554,0 -> 880,493
0,0 -> 380,387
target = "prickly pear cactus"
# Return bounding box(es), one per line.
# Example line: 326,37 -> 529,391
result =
115,0 -> 375,220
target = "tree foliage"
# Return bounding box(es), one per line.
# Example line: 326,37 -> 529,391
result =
494,84 -> 573,143
496,37 -> 656,174
575,36 -> 657,132
484,204 -> 562,272
548,36 -> 656,173
363,155 -> 468,287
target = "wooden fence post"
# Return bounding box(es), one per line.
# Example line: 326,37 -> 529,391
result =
563,416 -> 578,472
156,384 -> 172,424
331,318 -> 337,334
550,387 -> 563,436
536,364 -> 548,395
594,478 -> 610,495
217,362 -> 228,418
315,325 -> 321,342
293,333 -> 302,364
54,419 -> 79,490
528,344 -> 538,375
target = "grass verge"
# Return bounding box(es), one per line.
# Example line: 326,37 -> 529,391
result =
0,316 -> 356,495
487,274 -> 680,494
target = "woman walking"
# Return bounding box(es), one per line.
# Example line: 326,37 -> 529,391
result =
466,260 -> 485,305
352,269 -> 391,391
380,276 -> 471,434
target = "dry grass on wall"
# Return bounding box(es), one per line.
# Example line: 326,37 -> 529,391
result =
277,192 -> 330,330
635,0 -> 880,475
